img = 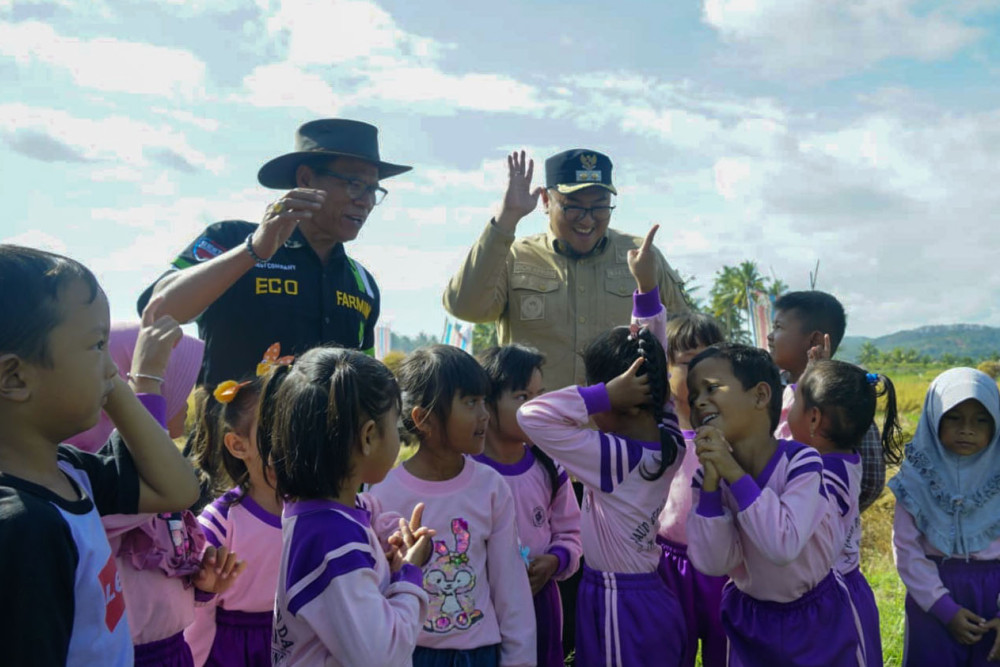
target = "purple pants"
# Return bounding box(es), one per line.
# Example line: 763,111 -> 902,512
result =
903,558 -> 1000,667
205,608 -> 272,667
534,577 -> 565,667
721,570 -> 864,667
657,537 -> 728,667
134,631 -> 195,667
843,567 -> 883,667
575,564 -> 687,667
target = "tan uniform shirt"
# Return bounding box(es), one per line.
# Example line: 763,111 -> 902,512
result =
443,221 -> 690,390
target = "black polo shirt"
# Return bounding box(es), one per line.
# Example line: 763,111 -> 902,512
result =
137,220 -> 380,386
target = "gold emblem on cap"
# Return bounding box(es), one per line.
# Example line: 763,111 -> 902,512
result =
581,154 -> 597,170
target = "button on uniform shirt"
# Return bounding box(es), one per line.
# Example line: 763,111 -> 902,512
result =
138,221 -> 380,386
443,221 -> 689,391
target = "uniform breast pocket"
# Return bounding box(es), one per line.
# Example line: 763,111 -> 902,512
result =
602,274 -> 636,326
511,271 -> 562,324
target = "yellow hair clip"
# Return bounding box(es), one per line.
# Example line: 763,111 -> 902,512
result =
213,380 -> 251,404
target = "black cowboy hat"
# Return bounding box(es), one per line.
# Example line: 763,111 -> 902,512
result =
257,119 -> 412,189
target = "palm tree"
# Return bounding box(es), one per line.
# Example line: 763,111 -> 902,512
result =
709,262 -> 767,343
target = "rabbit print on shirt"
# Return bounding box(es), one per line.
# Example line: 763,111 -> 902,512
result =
423,518 -> 484,633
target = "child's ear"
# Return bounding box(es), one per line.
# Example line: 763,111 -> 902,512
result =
410,406 -> 432,436
808,406 -> 823,435
806,330 -> 826,350
0,354 -> 31,402
358,418 -> 378,457
223,432 -> 251,460
753,381 -> 773,411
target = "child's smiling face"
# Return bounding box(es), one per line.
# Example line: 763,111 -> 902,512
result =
938,398 -> 994,457
687,356 -> 758,442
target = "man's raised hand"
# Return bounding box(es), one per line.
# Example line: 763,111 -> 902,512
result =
496,150 -> 544,233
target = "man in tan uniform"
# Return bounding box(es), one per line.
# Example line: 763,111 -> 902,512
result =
443,148 -> 689,390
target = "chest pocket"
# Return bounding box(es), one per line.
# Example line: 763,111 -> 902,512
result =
511,264 -> 561,322
604,266 -> 635,297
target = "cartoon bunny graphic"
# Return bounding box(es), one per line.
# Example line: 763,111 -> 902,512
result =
422,518 -> 484,633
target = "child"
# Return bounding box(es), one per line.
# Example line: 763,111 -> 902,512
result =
787,360 -> 903,667
267,347 -> 433,666
888,368 -> 1000,666
475,344 -> 583,667
655,313 -> 728,667
66,323 -> 204,452
369,344 -> 536,667
0,245 -> 201,666
100,308 -> 246,667
685,343 -> 864,667
517,225 -> 689,667
768,291 -> 886,512
184,371 -> 282,667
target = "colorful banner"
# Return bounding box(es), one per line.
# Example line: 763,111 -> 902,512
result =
747,289 -> 775,351
442,318 -> 474,353
374,322 -> 392,360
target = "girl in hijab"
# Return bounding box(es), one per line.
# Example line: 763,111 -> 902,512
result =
889,367 -> 1000,666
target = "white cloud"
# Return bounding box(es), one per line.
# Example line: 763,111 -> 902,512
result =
702,0 -> 983,80
150,108 -> 220,132
0,20 -> 206,98
1,229 -> 68,253
239,63 -> 343,116
0,104 -> 225,174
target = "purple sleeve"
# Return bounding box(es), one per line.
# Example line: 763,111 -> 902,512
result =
545,470 -> 582,580
696,489 -> 725,518
136,393 -> 168,429
929,595 -> 961,626
577,384 -> 611,415
632,287 -> 663,319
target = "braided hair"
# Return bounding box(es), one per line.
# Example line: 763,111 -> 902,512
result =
583,325 -> 679,480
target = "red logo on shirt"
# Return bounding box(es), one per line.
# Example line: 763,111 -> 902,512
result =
99,555 -> 126,631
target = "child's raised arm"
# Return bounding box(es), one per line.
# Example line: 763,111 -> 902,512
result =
103,301 -> 199,513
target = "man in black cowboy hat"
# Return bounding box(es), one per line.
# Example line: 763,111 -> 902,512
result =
138,119 -> 410,386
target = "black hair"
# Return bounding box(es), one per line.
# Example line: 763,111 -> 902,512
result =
774,291 -> 847,355
477,344 -> 561,499
259,346 -> 400,500
398,345 -> 490,442
583,326 -> 677,479
688,343 -> 784,433
0,245 -> 101,365
664,313 -> 726,362
798,360 -> 903,464
188,377 -> 263,501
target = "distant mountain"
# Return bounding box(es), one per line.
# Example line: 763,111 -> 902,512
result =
838,324 -> 1000,363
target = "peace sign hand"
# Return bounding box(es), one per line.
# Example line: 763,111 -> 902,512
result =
627,224 -> 660,294
496,150 -> 544,233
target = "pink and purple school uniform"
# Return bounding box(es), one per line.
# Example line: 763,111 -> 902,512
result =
474,445 -> 583,667
518,287 -> 688,667
271,497 -> 428,666
823,451 -> 882,667
104,509 -> 206,667
656,431 -> 727,667
888,368 -> 1000,667
687,439 -> 865,667
369,458 -> 536,667
184,488 -> 282,667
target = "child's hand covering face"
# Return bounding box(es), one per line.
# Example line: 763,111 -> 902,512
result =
606,357 -> 651,412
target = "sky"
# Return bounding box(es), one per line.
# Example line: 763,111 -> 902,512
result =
2,0 -> 1000,339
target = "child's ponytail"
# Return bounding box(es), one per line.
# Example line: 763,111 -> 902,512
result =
266,347 -> 401,501
635,327 -> 680,481
869,373 -> 903,465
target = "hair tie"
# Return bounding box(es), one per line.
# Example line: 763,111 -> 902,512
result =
628,323 -> 643,341
865,372 -> 879,386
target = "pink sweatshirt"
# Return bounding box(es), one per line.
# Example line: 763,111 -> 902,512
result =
369,458 -> 536,666
893,503 -> 1000,624
271,498 -> 428,666
686,439 -> 844,603
822,452 -> 862,575
657,431 -> 698,545
185,489 -> 283,666
474,446 -> 582,580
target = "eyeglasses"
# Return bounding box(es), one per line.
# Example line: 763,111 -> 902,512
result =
557,203 -> 616,223
312,168 -> 388,205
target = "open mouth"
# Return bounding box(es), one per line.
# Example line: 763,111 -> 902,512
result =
345,214 -> 364,227
700,413 -> 719,427
572,225 -> 595,236
473,428 -> 486,438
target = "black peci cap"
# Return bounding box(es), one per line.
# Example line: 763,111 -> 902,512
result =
544,149 -> 616,195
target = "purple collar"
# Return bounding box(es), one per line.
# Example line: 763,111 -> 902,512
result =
474,445 -> 535,476
283,497 -> 370,525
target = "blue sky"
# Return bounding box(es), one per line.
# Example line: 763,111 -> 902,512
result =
3,0 -> 1000,339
